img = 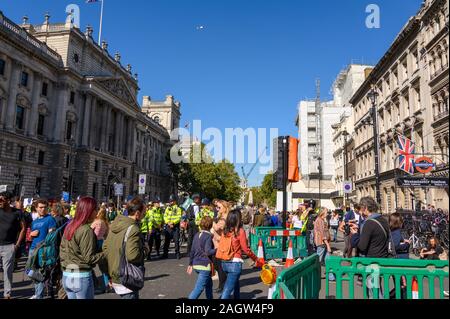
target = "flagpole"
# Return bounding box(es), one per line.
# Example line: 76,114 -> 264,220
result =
98,0 -> 104,44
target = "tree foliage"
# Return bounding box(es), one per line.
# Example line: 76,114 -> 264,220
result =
259,172 -> 277,208
168,143 -> 242,202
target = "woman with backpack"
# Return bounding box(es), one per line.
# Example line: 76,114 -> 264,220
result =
59,197 -> 105,299
216,209 -> 261,299
187,216 -> 216,299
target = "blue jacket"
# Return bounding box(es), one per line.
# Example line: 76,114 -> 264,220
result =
391,229 -> 410,259
189,231 -> 216,267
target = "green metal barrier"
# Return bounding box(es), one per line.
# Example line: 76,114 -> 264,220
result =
249,227 -> 307,259
272,254 -> 321,299
325,256 -> 449,299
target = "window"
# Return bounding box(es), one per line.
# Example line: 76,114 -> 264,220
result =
35,177 -> 42,196
15,106 -> 25,130
122,167 -> 127,178
37,114 -> 45,136
20,72 -> 29,87
66,121 -> 73,141
412,50 -> 419,71
38,151 -> 45,165
70,91 -> 75,104
65,154 -> 70,169
92,183 -> 98,198
0,59 -> 5,76
41,82 -> 48,96
17,146 -> 25,161
94,160 -> 100,172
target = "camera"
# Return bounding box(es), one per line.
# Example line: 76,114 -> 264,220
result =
344,222 -> 351,235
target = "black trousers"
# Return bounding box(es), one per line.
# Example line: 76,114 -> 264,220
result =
163,225 -> 180,256
148,229 -> 162,256
187,221 -> 198,255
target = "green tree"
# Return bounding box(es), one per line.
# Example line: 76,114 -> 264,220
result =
260,172 -> 277,207
169,143 -> 242,202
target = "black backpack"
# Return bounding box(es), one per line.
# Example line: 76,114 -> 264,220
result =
187,204 -> 197,221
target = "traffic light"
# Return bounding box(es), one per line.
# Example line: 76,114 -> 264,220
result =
272,137 -> 286,190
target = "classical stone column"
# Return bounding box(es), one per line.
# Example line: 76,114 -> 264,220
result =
102,106 -> 110,152
53,82 -> 69,143
89,96 -> 98,148
27,72 -> 42,137
114,112 -> 120,156
120,114 -> 126,156
4,60 -> 22,131
130,120 -> 136,162
82,94 -> 92,147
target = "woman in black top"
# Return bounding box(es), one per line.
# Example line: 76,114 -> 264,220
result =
420,237 -> 444,260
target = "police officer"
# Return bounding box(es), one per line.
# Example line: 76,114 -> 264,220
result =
162,195 -> 183,259
186,194 -> 201,255
140,202 -> 152,245
148,199 -> 164,260
195,198 -> 214,226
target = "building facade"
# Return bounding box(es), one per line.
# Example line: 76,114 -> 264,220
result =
331,64 -> 374,207
351,0 -> 449,212
290,65 -> 373,209
0,11 -> 180,202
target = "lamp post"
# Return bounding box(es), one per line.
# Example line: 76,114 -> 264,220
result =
317,156 -> 322,207
342,130 -> 349,207
367,86 -> 381,204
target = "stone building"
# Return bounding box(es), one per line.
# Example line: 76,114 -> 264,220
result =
351,0 -> 449,212
0,11 -> 180,202
331,64 -> 374,207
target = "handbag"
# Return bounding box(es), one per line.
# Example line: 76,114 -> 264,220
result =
119,225 -> 145,291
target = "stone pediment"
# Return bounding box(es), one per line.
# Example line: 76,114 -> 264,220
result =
90,77 -> 138,108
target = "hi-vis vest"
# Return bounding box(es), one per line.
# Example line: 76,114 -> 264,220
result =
140,210 -> 151,233
149,207 -> 164,230
195,208 -> 215,226
164,205 -> 182,225
69,204 -> 76,218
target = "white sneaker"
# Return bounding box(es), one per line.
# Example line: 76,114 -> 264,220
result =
29,295 -> 37,299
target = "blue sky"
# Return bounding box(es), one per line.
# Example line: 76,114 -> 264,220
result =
2,0 -> 422,186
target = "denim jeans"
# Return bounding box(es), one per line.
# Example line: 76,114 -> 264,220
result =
331,227 -> 338,242
27,248 -> 45,299
120,291 -> 139,299
220,262 -> 242,299
189,269 -> 213,299
62,273 -> 94,299
316,245 -> 327,264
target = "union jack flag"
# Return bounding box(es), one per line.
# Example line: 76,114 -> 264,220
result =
397,135 -> 415,175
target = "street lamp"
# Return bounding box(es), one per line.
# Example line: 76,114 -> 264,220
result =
342,130 -> 349,207
367,86 -> 381,204
317,156 -> 322,207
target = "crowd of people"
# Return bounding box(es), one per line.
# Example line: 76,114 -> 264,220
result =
1,190 -> 448,300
